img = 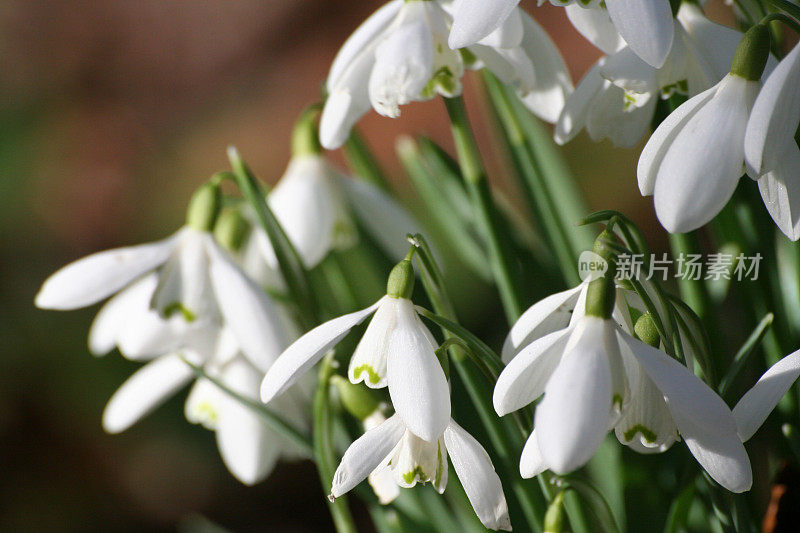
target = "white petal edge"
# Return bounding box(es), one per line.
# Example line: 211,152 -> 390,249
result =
102,353 -> 194,434
36,232 -> 178,310
260,298 -> 384,403
448,0 -> 520,50
605,0 -> 674,68
519,429 -> 547,479
331,414 -> 406,498
444,421 -> 512,531
733,348 -> 800,442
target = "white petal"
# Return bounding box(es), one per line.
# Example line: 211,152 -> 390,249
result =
565,4 -> 625,55
758,145 -> 800,241
477,7 -> 523,49
268,156 -> 355,269
585,80 -> 657,148
678,3 -> 746,86
102,353 -> 194,433
260,298 -> 383,403
745,42 -> 800,176
733,348 -> 800,441
638,84 -> 716,195
502,283 -> 584,362
337,175 -> 423,263
555,60 -> 605,145
519,429 -> 547,479
600,46 -> 658,95
515,10 -> 574,123
535,317 -> 614,473
88,274 -> 157,356
445,421 -> 512,531
368,461 -> 401,505
216,358 -> 280,485
331,414 -> 406,498
652,76 -> 758,232
369,16 -> 434,118
614,372 -> 679,453
672,411 -> 752,493
36,232 -> 177,310
349,298 -> 397,388
617,331 -> 737,435
320,89 -> 372,150
448,0 -> 520,49
605,0 -> 674,68
327,0 -> 403,90
494,329 -> 570,416
207,240 -> 289,373
391,430 -> 444,488
386,300 -> 450,442
150,229 -> 214,319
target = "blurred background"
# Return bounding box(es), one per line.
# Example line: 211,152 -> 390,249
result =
1,1 -> 744,531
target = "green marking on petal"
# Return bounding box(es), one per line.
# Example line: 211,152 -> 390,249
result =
613,394 -> 623,410
163,302 -> 196,322
623,424 -> 658,444
434,442 -> 444,488
353,364 -> 382,385
403,466 -> 428,485
422,66 -> 459,99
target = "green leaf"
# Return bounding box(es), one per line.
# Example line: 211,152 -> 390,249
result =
719,313 -> 774,397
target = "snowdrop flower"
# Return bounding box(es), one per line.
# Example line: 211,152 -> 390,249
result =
185,344 -> 312,485
744,42 -> 800,240
556,3 -> 742,147
36,182 -> 292,374
330,414 -> 511,531
261,256 -> 451,442
321,0 -> 571,149
494,268 -> 752,492
638,24 -> 772,234
450,0 -> 673,68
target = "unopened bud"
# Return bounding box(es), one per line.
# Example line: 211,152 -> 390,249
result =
186,182 -> 221,232
331,375 -> 382,421
634,313 -> 661,348
213,208 -> 250,253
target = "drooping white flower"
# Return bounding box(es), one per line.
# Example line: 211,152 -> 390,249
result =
638,73 -> 760,233
331,414 -> 512,531
496,313 -> 752,492
450,0 -> 673,68
253,153 -> 424,269
744,42 -> 800,240
321,0 -> 571,149
185,347 -> 313,485
36,223 -> 291,373
556,3 -> 742,147
261,265 -> 451,442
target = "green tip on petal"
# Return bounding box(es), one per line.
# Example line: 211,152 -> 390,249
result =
331,375 -> 382,421
634,313 -> 661,348
386,259 -> 415,299
186,181 -> 221,232
291,104 -> 323,157
730,24 -> 771,81
623,424 -> 658,444
213,208 -> 251,253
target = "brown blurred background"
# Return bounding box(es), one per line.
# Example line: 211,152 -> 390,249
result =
0,1 -> 735,531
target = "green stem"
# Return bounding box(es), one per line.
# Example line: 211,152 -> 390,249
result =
668,232 -> 711,320
313,355 -> 358,533
343,129 -> 391,190
483,71 -> 582,286
443,95 -> 526,323
761,11 -> 800,34
766,0 -> 800,23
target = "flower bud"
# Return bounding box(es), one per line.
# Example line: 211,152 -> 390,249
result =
186,182 -> 221,232
386,259 -> 415,299
213,208 -> 250,253
634,313 -> 661,348
543,490 -> 566,533
730,24 -> 771,82
331,375 -> 382,421
291,105 -> 323,157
